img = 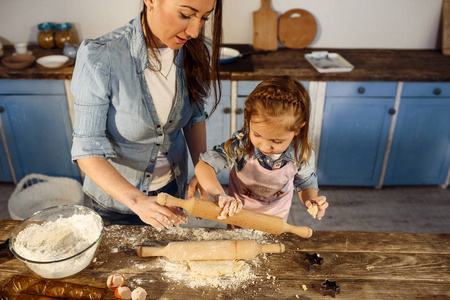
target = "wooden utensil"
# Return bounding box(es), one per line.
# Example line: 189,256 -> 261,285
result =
253,0 -> 278,51
443,0 -> 450,55
278,9 -> 317,49
157,193 -> 313,238
137,240 -> 285,261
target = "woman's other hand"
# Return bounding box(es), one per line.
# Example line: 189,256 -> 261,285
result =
187,175 -> 209,199
215,194 -> 243,219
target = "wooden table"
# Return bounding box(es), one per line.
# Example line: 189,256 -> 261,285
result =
1,219 -> 449,299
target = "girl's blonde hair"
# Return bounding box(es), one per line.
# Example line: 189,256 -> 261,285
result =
225,76 -> 312,165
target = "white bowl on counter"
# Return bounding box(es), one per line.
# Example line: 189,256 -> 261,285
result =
9,205 -> 104,279
36,55 -> 70,69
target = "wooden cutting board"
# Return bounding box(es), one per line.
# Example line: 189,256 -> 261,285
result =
253,0 -> 278,51
443,0 -> 450,55
278,9 -> 317,49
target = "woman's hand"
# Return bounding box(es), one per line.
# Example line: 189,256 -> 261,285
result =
187,175 -> 210,199
215,194 -> 243,220
131,195 -> 187,230
304,196 -> 328,220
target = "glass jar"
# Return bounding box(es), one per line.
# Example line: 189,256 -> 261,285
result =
54,23 -> 75,49
37,22 -> 56,49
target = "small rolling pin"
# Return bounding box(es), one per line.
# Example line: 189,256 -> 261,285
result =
137,240 -> 285,261
157,193 -> 313,238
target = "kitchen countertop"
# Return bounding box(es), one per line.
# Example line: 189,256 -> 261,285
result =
1,45 -> 450,82
1,219 -> 449,299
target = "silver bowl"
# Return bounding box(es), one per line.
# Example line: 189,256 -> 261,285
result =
9,205 -> 103,279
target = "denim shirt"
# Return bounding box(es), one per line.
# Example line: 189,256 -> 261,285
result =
71,15 -> 207,213
200,129 -> 319,192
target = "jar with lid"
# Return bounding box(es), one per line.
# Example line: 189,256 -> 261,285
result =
55,23 -> 76,49
37,22 -> 56,49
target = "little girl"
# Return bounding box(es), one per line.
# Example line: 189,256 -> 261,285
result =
195,76 -> 328,221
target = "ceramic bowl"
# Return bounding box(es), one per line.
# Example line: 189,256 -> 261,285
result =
9,205 -> 104,279
36,55 -> 70,68
220,47 -> 241,64
2,54 -> 36,69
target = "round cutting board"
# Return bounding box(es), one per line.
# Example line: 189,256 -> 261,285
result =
278,9 -> 317,49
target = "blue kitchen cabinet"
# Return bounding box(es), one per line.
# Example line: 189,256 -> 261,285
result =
317,82 -> 397,186
0,80 -> 80,183
384,82 -> 450,185
0,133 -> 13,182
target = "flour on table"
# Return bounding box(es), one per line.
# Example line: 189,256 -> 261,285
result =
187,260 -> 245,277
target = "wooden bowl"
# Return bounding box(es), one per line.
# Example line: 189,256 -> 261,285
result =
2,54 -> 36,70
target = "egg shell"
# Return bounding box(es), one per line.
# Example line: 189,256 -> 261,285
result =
131,287 -> 147,300
115,286 -> 132,299
107,273 -> 126,290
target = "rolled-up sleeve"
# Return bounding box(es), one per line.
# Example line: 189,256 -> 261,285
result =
183,101 -> 208,132
294,150 -> 319,192
70,40 -> 116,162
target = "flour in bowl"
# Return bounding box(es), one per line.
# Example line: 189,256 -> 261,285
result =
14,214 -> 101,261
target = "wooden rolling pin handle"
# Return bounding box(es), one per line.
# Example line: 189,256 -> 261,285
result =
283,224 -> 313,238
137,246 -> 165,258
261,243 -> 285,254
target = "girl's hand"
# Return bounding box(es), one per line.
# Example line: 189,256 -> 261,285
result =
215,194 -> 243,220
132,195 -> 188,230
305,196 -> 328,220
187,175 -> 210,200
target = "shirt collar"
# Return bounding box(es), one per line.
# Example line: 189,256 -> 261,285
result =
253,144 -> 295,163
129,14 -> 183,74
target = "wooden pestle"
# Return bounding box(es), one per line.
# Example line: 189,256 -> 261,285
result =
157,193 -> 313,238
137,240 -> 285,261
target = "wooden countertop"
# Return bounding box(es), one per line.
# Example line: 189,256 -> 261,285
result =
1,45 -> 450,82
1,219 -> 449,299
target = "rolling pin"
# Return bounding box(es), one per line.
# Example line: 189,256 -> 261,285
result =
157,193 -> 313,238
137,240 -> 285,261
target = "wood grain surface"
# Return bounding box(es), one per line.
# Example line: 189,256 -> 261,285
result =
1,46 -> 450,82
278,9 -> 318,49
1,219 -> 449,299
443,0 -> 450,55
253,0 -> 278,51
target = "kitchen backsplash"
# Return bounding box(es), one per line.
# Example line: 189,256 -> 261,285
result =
0,0 -> 443,49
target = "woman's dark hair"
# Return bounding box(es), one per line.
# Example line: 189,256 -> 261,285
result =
141,0 -> 222,116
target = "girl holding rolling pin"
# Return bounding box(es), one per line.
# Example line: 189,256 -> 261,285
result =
195,76 -> 328,222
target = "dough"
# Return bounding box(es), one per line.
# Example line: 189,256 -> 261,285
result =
186,260 -> 245,277
307,204 -> 319,219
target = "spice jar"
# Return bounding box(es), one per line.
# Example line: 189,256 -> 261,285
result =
54,23 -> 75,49
37,22 -> 56,49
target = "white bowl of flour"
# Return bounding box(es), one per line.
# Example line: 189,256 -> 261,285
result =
9,205 -> 104,279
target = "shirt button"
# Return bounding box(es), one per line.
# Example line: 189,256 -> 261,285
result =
157,125 -> 161,128
156,144 -> 160,146
165,152 -> 168,155
168,120 -> 173,123
146,174 -> 150,177
143,190 -> 147,193
150,159 -> 155,163
159,134 -> 163,136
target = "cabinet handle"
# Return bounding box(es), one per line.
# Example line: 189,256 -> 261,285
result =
235,108 -> 244,115
223,107 -> 231,114
0,106 -> 4,113
433,88 -> 442,95
388,108 -> 396,115
357,87 -> 365,94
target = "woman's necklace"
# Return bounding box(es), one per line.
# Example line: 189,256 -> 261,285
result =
158,61 -> 174,80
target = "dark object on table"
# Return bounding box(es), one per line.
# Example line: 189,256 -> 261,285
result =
304,253 -> 323,266
0,239 -> 14,263
320,279 -> 341,298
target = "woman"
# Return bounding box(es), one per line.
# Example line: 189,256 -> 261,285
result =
70,0 -> 222,229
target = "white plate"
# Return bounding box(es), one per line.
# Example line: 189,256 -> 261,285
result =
220,47 -> 241,64
304,51 -> 354,73
36,55 -> 70,68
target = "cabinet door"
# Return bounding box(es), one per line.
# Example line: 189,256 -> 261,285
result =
0,95 -> 80,182
384,83 -> 450,185
317,82 -> 396,186
187,81 -> 231,185
0,133 -> 13,182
